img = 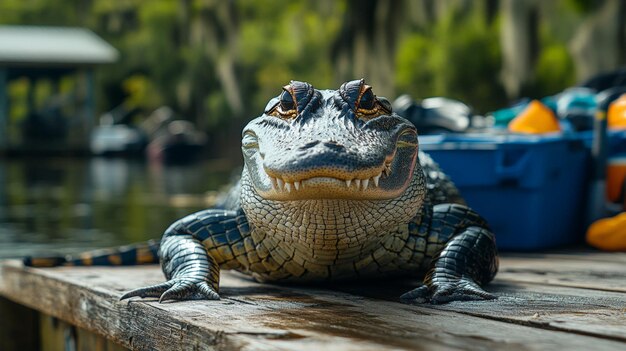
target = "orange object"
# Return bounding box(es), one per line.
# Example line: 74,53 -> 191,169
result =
508,100 -> 561,134
586,212 -> 626,251
606,156 -> 626,203
607,93 -> 626,130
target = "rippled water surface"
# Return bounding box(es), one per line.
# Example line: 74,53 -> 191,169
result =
0,157 -> 236,259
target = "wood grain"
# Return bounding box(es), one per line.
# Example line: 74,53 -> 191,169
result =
497,255 -> 626,292
1,257 -> 626,351
501,250 -> 626,263
428,281 -> 626,342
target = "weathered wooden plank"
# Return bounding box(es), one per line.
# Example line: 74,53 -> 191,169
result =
497,256 -> 626,292
423,253 -> 626,341
424,253 -> 626,341
425,281 -> 626,342
503,250 -> 626,264
1,260 -> 625,351
326,271 -> 626,342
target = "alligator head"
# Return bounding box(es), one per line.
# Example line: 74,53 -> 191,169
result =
241,79 -> 421,201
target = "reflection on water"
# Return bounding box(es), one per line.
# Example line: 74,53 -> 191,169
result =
0,157 -> 237,258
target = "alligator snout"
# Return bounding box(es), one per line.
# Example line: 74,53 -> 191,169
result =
263,139 -> 385,182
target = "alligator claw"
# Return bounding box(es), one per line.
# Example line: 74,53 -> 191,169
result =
120,281 -> 174,300
400,277 -> 495,304
399,285 -> 430,303
120,279 -> 220,302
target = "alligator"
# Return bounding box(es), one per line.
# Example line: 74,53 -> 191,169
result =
25,80 -> 498,304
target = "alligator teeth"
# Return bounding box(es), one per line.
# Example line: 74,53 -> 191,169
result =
271,175 -> 381,192
362,178 -> 369,190
373,173 -> 381,187
383,163 -> 392,177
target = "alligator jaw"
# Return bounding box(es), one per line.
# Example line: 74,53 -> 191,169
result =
253,157 -> 413,201
268,169 -> 385,193
271,175 -> 379,192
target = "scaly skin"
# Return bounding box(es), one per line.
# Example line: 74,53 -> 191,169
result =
27,80 -> 499,304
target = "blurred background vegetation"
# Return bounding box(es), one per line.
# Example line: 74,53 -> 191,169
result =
1,0 -> 625,147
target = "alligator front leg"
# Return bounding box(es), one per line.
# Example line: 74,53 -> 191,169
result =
401,204 -> 499,304
120,209 -> 249,302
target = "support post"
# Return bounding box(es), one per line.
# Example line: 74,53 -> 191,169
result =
0,296 -> 40,351
83,68 -> 95,137
0,69 -> 7,151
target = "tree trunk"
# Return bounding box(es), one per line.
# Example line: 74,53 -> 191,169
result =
499,0 -> 539,99
331,0 -> 404,98
569,0 -> 626,82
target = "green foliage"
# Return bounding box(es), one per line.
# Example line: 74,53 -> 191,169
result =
0,0 -> 82,25
122,74 -> 162,110
564,0 -> 600,14
34,79 -> 52,110
95,0 -> 184,113
8,78 -> 28,122
238,1 -> 342,112
519,19 -> 577,100
534,44 -> 576,98
0,0 -> 603,131
205,91 -> 230,128
396,7 -> 506,113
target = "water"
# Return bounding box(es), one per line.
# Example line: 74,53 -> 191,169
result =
0,157 -> 237,259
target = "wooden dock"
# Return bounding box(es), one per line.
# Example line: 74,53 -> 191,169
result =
1,251 -> 625,350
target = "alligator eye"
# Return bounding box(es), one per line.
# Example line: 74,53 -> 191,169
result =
280,90 -> 295,111
267,85 -> 298,119
355,84 -> 392,120
358,89 -> 375,110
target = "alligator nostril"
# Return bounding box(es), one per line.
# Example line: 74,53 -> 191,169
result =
297,140 -> 346,152
299,140 -> 320,150
322,141 -> 346,151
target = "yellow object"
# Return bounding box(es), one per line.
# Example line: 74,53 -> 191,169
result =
586,212 -> 626,251
508,100 -> 561,134
607,93 -> 626,130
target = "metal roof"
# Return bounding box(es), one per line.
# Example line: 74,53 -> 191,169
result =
0,25 -> 119,67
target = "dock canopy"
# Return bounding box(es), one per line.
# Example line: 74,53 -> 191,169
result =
0,25 -> 119,153
0,25 -> 118,67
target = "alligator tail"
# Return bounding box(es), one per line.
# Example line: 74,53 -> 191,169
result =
23,240 -> 161,267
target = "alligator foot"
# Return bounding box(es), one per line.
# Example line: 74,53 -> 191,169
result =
399,277 -> 496,304
120,278 -> 220,303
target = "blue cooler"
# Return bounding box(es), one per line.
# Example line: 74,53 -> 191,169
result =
419,133 -> 590,251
